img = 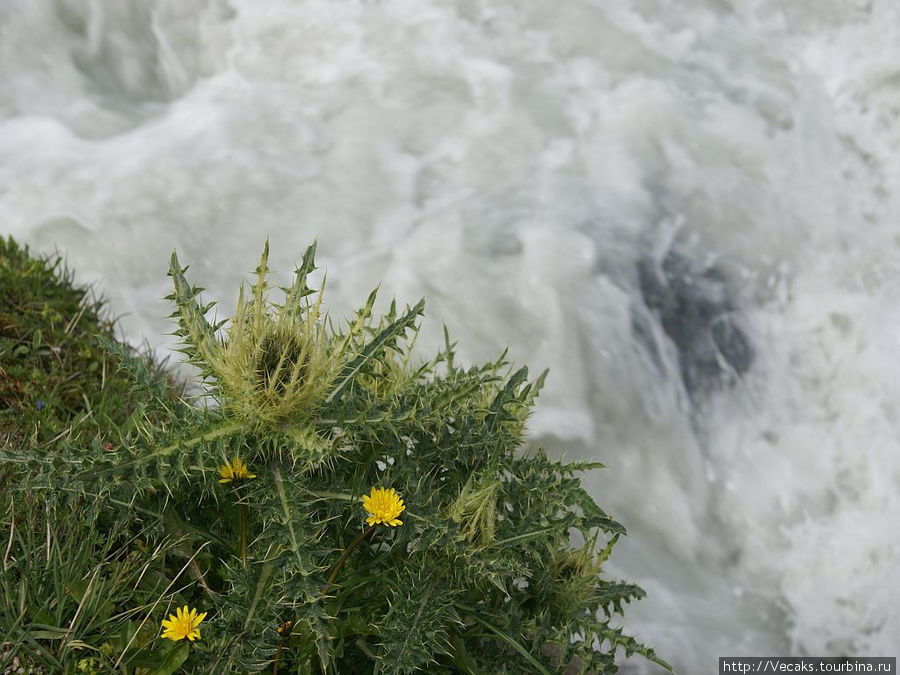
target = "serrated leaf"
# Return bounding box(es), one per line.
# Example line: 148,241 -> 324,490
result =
168,252 -> 220,378
325,299 -> 424,405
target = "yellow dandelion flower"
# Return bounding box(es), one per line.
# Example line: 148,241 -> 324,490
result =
218,456 -> 257,483
362,487 -> 405,527
160,605 -> 207,642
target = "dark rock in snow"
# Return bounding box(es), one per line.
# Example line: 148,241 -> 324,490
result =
635,249 -> 753,402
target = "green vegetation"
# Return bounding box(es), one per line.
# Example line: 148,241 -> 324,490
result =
0,236 -> 174,445
0,236 -> 184,673
1,237 -> 671,673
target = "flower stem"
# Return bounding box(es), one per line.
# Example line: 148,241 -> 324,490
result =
239,502 -> 248,567
272,626 -> 289,675
323,525 -> 375,594
275,526 -> 375,671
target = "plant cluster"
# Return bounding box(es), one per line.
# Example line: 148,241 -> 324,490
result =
1,239 -> 671,673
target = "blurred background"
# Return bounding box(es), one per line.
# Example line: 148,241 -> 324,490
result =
2,1 -> 900,671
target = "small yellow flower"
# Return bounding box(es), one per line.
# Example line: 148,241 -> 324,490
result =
218,456 -> 256,483
362,487 -> 405,527
160,605 -> 207,642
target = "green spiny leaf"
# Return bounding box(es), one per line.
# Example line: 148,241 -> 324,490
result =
325,299 -> 425,405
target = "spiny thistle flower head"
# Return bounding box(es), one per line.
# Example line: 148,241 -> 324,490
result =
363,487 -> 405,527
161,605 -> 207,642
218,456 -> 256,483
167,241 -> 339,429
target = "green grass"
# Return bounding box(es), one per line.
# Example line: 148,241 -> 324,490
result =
0,236 -> 177,446
0,237 -> 185,673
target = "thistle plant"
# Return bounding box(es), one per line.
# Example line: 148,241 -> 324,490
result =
1,239 -> 671,674
169,242 -> 337,432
